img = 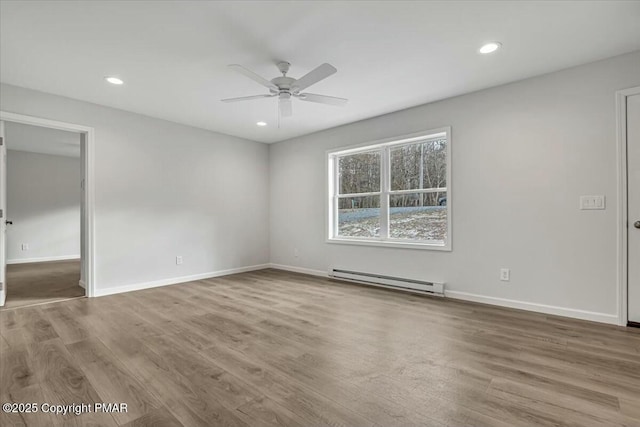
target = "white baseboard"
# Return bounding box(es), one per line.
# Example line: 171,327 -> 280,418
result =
93,263 -> 270,297
445,290 -> 620,325
7,255 -> 80,265
269,263 -> 328,278
90,260 -> 620,326
266,263 -> 619,325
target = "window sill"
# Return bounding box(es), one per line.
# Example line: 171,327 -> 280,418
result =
326,237 -> 451,251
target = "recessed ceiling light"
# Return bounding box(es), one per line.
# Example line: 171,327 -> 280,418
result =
479,42 -> 502,54
256,121 -> 267,127
105,76 -> 124,85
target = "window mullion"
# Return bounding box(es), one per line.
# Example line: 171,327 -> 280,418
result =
338,191 -> 382,198
388,187 -> 447,195
336,156 -> 342,238
380,148 -> 389,239
328,128 -> 450,249
332,156 -> 339,238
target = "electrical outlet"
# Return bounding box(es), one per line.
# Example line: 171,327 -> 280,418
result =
500,268 -> 510,281
21,243 -> 29,251
294,248 -> 299,258
176,256 -> 183,265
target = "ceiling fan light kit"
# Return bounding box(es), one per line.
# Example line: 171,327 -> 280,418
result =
222,61 -> 348,120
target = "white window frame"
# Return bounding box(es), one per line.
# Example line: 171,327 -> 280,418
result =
326,127 -> 451,251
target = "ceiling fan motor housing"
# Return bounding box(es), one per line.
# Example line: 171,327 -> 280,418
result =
222,61 -> 347,111
271,76 -> 296,94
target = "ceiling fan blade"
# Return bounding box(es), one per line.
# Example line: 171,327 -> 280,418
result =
297,93 -> 348,106
221,94 -> 275,103
279,97 -> 292,117
228,64 -> 278,91
291,63 -> 337,92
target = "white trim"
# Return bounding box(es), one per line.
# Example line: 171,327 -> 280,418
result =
337,191 -> 381,198
388,187 -> 448,195
7,255 -> 80,264
616,86 -> 640,327
329,130 -> 448,156
326,127 -> 452,251
445,290 -> 619,325
326,237 -> 449,251
266,263 -> 618,324
380,145 -> 390,238
268,263 -> 328,277
78,280 -> 86,289
0,120 -> 5,307
0,112 -> 93,133
94,264 -> 270,297
0,111 -> 95,299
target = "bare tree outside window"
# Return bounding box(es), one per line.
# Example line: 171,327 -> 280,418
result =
388,139 -> 447,241
330,130 -> 450,247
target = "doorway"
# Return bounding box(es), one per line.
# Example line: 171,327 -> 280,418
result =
618,87 -> 640,327
0,112 -> 95,308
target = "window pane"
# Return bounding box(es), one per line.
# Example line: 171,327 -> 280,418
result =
389,193 -> 447,241
338,152 -> 380,194
337,196 -> 380,238
423,139 -> 447,189
390,139 -> 447,191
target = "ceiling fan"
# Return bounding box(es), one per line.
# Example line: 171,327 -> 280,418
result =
221,61 -> 347,118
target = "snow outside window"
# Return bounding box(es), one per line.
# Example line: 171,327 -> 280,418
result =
327,128 -> 451,250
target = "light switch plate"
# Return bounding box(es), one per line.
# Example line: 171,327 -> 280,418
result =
580,195 -> 605,210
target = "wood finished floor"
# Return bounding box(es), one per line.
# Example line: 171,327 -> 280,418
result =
2,260 -> 84,310
1,269 -> 640,427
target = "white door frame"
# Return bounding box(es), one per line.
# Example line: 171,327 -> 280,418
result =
0,121 -> 6,306
0,111 -> 96,298
616,86 -> 640,326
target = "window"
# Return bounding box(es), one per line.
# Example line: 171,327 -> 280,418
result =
327,128 -> 451,250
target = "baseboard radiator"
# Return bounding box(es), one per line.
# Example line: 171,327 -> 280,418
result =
329,269 -> 444,296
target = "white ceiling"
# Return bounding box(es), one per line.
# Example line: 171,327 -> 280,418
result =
1,1 -> 639,144
5,122 -> 80,158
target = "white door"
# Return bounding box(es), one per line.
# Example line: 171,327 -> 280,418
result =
0,121 -> 6,307
628,94 -> 640,324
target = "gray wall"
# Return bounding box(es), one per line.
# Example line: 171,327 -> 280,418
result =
1,84 -> 270,293
6,150 -> 80,262
269,51 -> 640,324
3,51 -> 638,324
